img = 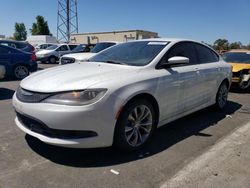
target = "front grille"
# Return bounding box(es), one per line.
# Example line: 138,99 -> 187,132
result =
16,112 -> 98,139
232,71 -> 241,77
60,57 -> 75,65
16,87 -> 51,103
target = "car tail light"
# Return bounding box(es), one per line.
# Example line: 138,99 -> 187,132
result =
31,53 -> 36,61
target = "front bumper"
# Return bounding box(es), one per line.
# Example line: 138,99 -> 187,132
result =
12,93 -> 118,148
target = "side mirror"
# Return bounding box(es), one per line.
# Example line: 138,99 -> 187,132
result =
160,56 -> 189,68
168,56 -> 189,64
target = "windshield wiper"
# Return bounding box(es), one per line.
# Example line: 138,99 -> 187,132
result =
105,60 -> 127,65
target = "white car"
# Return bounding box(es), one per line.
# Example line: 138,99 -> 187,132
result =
36,44 -> 78,63
13,38 -> 232,150
0,65 -> 5,79
59,41 -> 119,65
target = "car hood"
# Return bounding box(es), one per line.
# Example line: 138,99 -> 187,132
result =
230,63 -> 250,72
36,49 -> 54,55
62,53 -> 96,61
20,62 -> 139,92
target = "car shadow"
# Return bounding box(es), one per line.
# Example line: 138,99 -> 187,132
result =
0,88 -> 15,100
26,100 -> 242,167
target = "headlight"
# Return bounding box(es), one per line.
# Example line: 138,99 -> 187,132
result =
43,89 -> 107,106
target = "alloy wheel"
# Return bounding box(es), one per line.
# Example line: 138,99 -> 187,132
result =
14,66 -> 29,79
218,84 -> 228,108
125,105 -> 153,147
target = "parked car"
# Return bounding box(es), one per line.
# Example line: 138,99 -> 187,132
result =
60,41 -> 118,65
222,49 -> 250,90
35,44 -> 78,63
0,45 -> 37,79
0,65 -> 5,79
70,44 -> 95,53
13,39 -> 231,150
35,43 -> 55,51
0,40 -> 35,53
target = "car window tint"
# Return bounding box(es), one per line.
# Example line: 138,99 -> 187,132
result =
195,44 -> 219,63
58,45 -> 68,51
167,42 -> 197,64
16,42 -> 27,49
69,45 -> 77,50
0,46 -> 9,54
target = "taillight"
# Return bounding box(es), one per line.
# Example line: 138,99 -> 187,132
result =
31,53 -> 36,61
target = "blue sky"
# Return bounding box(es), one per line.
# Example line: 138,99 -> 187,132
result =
0,0 -> 249,44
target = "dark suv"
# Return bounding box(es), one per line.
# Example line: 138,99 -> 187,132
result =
0,40 -> 35,53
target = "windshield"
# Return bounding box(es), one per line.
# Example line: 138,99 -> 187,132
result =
89,41 -> 168,66
222,52 -> 250,64
46,45 -> 59,50
90,42 -> 116,53
72,44 -> 86,52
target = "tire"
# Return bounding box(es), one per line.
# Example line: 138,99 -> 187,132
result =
214,81 -> 229,110
48,56 -> 57,64
114,99 -> 156,151
239,80 -> 250,91
13,65 -> 29,80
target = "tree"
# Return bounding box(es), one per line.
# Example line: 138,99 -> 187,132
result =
13,23 -> 27,41
230,42 -> 242,49
30,15 -> 51,35
213,39 -> 230,51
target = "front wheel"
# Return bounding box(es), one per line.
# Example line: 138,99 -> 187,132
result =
114,99 -> 156,151
214,82 -> 229,109
13,65 -> 29,80
48,56 -> 57,64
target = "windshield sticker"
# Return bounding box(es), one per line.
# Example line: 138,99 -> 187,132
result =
147,42 -> 168,45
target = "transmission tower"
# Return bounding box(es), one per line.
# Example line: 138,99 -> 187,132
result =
57,0 -> 78,43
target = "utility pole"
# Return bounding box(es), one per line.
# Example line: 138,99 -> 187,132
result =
57,0 -> 78,43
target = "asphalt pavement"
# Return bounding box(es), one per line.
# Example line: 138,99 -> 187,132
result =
0,64 -> 250,188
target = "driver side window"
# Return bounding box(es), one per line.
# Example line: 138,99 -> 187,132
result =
164,42 -> 198,65
57,45 -> 68,51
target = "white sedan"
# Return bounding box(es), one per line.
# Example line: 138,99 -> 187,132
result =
12,38 -> 232,150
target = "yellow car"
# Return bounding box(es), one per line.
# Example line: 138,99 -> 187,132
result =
222,49 -> 250,90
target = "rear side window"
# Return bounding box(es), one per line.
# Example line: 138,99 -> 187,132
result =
69,45 -> 77,50
194,44 -> 219,63
166,42 -> 198,64
15,42 -> 27,49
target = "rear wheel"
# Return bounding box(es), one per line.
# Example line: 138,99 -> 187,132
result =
114,99 -> 156,151
214,82 -> 229,109
13,65 -> 29,80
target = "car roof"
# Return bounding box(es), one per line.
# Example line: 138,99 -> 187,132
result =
131,38 -> 197,43
97,41 -> 120,44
